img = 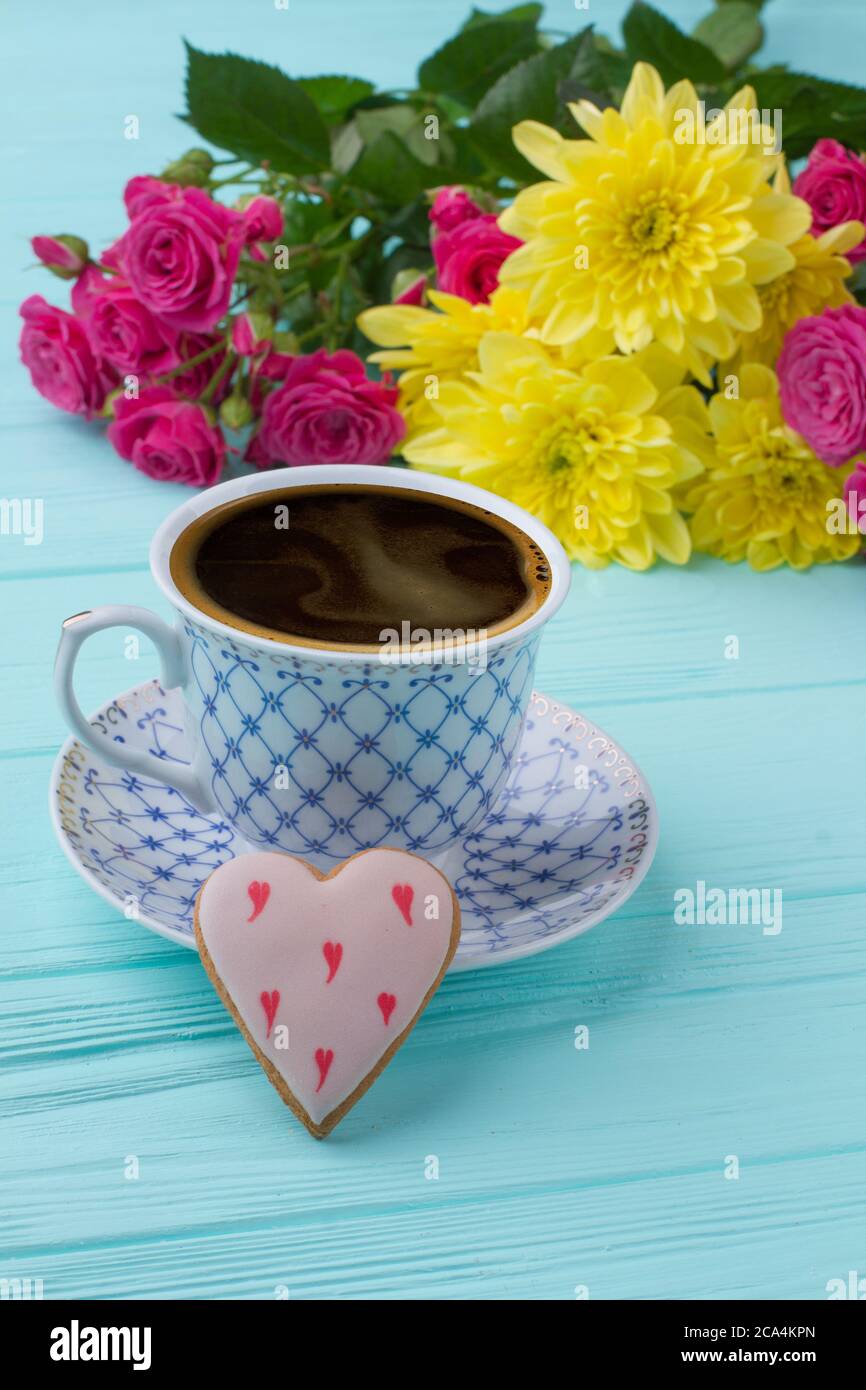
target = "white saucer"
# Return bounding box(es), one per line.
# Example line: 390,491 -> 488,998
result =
49,681 -> 658,971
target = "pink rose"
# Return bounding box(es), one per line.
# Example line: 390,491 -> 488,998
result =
430,187 -> 485,233
778,305 -> 866,465
843,459 -> 866,534
247,347 -> 298,413
241,196 -> 283,262
31,234 -> 88,279
70,269 -> 232,400
793,139 -> 866,264
246,349 -> 405,468
109,187 -> 244,333
19,295 -> 110,417
107,386 -> 225,486
123,176 -> 180,218
167,333 -> 235,404
432,215 -> 521,304
71,267 -> 175,376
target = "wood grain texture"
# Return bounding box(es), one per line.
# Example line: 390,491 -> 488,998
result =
2,0 -> 866,1301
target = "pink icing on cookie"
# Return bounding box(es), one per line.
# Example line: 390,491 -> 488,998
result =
196,850 -> 457,1128
391,883 -> 414,925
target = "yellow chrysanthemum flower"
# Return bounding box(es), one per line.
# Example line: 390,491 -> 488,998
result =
402,333 -> 707,570
358,285 -> 612,434
497,62 -> 813,382
682,364 -> 860,570
357,286 -> 533,431
734,166 -> 864,365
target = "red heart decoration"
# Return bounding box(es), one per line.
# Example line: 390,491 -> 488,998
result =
247,880 -> 271,923
378,992 -> 397,1026
323,941 -> 343,983
315,1047 -> 334,1093
260,990 -> 280,1038
391,883 -> 414,926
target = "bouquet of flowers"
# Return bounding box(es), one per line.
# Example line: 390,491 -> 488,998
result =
20,1 -> 866,570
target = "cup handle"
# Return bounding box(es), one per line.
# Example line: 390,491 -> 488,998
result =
54,604 -> 214,812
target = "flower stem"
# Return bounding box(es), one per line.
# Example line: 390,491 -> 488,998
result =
153,342 -> 225,383
209,165 -> 260,190
294,323 -> 326,348
200,350 -> 237,404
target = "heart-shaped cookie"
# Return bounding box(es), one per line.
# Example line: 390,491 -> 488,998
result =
194,848 -> 460,1137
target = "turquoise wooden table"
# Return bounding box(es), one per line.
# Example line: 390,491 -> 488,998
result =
3,0 -> 865,1300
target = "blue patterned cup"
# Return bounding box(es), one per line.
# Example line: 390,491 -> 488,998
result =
55,466 -> 570,866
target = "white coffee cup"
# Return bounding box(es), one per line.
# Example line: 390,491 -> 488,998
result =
55,465 -> 571,866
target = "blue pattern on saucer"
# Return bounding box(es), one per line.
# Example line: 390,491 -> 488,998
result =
51,682 -> 658,970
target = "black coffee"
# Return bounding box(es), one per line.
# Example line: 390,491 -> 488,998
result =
170,484 -> 550,647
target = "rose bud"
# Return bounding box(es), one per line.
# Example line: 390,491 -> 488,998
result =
231,311 -> 272,356
31,235 -> 89,280
391,269 -> 428,305
160,148 -> 215,188
219,392 -> 254,430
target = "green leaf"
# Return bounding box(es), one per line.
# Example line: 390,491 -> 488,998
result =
330,120 -> 364,174
470,30 -> 597,182
751,67 -> 866,159
355,105 -> 453,168
279,197 -> 333,245
444,124 -> 488,182
183,44 -> 330,173
380,200 -> 435,247
622,3 -> 726,85
461,3 -> 543,27
295,75 -> 375,125
350,131 -> 434,205
282,287 -> 317,335
418,19 -> 541,108
339,103 -> 469,187
583,43 -> 633,98
693,3 -> 763,71
563,29 -> 631,103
